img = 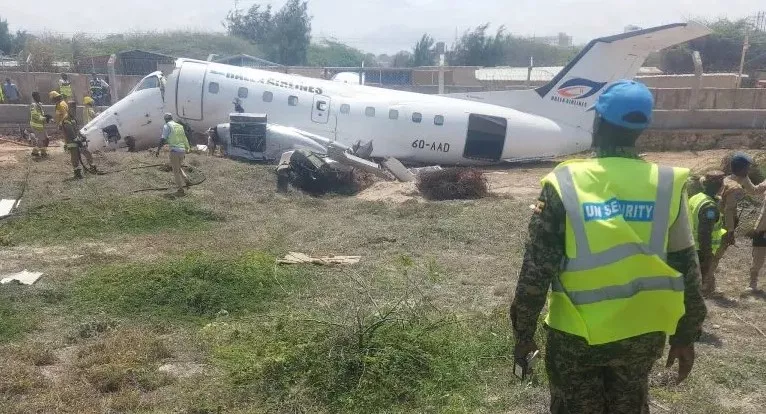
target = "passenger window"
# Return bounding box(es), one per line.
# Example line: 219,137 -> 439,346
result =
238,87 -> 248,99
208,82 -> 219,94
389,109 -> 399,120
340,104 -> 350,114
288,96 -> 299,106
434,115 -> 444,126
262,91 -> 273,102
412,112 -> 422,123
365,107 -> 376,117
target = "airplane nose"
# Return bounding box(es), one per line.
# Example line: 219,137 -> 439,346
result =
81,124 -> 108,151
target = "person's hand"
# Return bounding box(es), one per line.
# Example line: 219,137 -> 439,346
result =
723,232 -> 736,246
666,344 -> 695,384
514,339 -> 538,361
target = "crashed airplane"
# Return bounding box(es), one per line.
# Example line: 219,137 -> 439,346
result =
81,23 -> 711,166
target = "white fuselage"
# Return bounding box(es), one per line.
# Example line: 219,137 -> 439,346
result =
81,59 -> 591,164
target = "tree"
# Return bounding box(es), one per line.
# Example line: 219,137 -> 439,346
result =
450,24 -> 506,67
391,51 -> 412,67
411,34 -> 435,67
12,30 -> 30,55
270,0 -> 311,65
225,0 -> 311,65
0,17 -> 12,55
660,18 -> 766,75
224,4 -> 273,43
308,40 -> 365,67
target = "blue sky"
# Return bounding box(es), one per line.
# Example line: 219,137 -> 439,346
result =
3,0 -> 760,53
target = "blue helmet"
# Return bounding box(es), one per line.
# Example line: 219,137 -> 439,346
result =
731,152 -> 753,172
589,80 -> 654,130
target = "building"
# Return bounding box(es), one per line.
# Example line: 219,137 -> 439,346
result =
75,50 -> 176,76
213,54 -> 282,69
532,32 -> 573,47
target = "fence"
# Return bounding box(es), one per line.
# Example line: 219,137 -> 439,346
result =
0,71 -> 143,105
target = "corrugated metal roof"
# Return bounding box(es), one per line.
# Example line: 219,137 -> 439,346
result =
475,66 -> 664,81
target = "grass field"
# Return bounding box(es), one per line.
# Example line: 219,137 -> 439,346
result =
1,146 -> 765,413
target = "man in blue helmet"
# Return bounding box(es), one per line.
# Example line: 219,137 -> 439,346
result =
510,80 -> 706,413
716,152 -> 766,295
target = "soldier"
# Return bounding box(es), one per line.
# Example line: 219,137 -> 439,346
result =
58,73 -> 73,101
510,80 -> 706,413
713,153 -> 766,295
689,171 -> 727,297
29,91 -> 52,158
61,100 -> 97,179
156,113 -> 192,196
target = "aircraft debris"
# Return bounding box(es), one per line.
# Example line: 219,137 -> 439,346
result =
1,270 -> 44,285
416,168 -> 489,201
277,252 -> 361,266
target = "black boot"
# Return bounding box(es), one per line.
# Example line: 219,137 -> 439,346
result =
74,168 -> 83,179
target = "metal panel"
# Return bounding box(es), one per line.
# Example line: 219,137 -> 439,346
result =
175,61 -> 207,121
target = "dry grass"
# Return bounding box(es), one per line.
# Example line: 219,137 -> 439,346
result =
1,148 -> 765,412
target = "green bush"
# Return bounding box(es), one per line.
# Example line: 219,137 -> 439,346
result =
71,253 -> 294,322
0,197 -> 221,244
208,306 -> 518,412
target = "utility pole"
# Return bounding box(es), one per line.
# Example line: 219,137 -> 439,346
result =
736,33 -> 749,89
436,42 -> 446,94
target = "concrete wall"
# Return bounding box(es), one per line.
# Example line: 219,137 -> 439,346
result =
0,104 -> 109,128
637,74 -> 743,89
652,88 -> 766,110
0,71 -> 143,104
651,110 -> 766,130
638,130 -> 766,152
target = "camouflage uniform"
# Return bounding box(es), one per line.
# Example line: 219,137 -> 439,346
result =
510,148 -> 707,413
714,174 -> 766,292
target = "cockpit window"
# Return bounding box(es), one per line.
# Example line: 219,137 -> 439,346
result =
133,75 -> 160,93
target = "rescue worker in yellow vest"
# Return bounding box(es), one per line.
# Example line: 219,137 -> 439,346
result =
62,101 -> 96,179
156,113 -> 191,196
50,91 -> 68,128
689,171 -> 726,297
510,80 -> 706,413
59,73 -> 73,101
29,91 -> 52,158
82,96 -> 97,124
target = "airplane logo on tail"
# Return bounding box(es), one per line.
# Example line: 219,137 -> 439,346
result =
551,78 -> 607,107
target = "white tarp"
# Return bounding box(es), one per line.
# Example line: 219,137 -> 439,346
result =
1,270 -> 43,285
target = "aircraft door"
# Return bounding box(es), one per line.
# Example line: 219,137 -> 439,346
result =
312,95 -> 330,124
463,114 -> 508,162
175,61 -> 207,121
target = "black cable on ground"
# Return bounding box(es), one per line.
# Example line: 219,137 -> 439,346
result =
132,170 -> 207,193
0,137 -> 34,147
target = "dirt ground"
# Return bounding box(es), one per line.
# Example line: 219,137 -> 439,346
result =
1,145 -> 765,413
356,150 -> 739,204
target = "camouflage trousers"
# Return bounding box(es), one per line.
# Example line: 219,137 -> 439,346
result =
545,328 -> 665,414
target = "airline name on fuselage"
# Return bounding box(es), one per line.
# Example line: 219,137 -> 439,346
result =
210,69 -> 323,95
550,95 -> 588,107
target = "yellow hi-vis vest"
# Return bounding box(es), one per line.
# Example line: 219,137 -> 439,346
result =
60,81 -> 73,98
541,158 -> 689,345
167,121 -> 189,151
83,107 -> 96,124
689,192 -> 726,254
30,103 -> 46,130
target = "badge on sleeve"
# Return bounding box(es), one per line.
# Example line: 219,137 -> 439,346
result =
705,209 -> 717,220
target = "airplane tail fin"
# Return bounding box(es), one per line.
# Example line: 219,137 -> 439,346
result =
450,22 -> 711,131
